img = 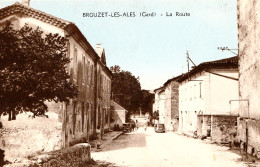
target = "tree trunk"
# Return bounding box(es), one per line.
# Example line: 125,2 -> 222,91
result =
11,111 -> 16,120
8,111 -> 11,121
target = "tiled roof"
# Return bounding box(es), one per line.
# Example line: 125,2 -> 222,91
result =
163,74 -> 183,86
177,56 -> 238,82
201,56 -> 238,65
154,86 -> 164,93
0,2 -> 70,28
111,100 -> 127,111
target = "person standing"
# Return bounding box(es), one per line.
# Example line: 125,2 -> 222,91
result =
96,126 -> 101,149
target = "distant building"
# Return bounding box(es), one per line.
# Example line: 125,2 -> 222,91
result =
237,0 -> 260,156
110,100 -> 127,130
158,89 -> 166,124
153,87 -> 164,125
178,56 -> 239,143
163,75 -> 182,132
0,0 -> 112,149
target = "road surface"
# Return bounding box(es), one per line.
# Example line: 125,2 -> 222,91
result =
91,127 -> 258,167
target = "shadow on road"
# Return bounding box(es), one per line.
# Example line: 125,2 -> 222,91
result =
98,132 -> 147,152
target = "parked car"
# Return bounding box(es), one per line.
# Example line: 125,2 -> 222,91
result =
155,123 -> 165,133
123,123 -> 132,133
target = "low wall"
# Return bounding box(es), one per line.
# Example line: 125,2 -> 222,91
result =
0,112 -> 62,162
211,115 -> 237,143
197,115 -> 237,143
6,143 -> 91,167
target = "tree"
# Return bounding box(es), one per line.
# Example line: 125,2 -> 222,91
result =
0,23 -> 78,120
110,65 -> 142,118
140,90 -> 154,116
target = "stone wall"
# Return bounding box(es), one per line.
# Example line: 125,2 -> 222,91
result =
171,82 -> 179,132
164,81 -> 179,131
211,115 -> 237,143
237,0 -> 260,157
237,118 -> 260,158
6,144 -> 91,167
0,112 -> 62,163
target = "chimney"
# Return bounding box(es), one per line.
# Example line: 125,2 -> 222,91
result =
21,0 -> 30,7
95,44 -> 103,57
96,43 -> 101,48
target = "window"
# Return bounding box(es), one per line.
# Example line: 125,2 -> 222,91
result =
87,61 -> 91,85
91,64 -> 94,85
98,74 -> 102,97
82,55 -> 85,84
85,59 -> 88,84
73,46 -> 78,77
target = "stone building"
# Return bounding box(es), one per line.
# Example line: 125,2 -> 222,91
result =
110,100 -> 127,130
153,76 -> 180,132
0,0 -> 112,150
178,56 -> 239,143
162,75 -> 181,131
237,0 -> 260,156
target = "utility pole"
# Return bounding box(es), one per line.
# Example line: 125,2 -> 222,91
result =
186,51 -> 190,80
186,51 -> 200,81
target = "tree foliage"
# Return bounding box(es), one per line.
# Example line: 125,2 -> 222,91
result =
0,23 -> 78,120
110,65 -> 142,117
140,90 -> 154,116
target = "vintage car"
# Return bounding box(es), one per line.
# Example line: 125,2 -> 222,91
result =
155,123 -> 165,133
122,123 -> 132,133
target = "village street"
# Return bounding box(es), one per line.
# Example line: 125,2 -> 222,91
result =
91,127 -> 257,167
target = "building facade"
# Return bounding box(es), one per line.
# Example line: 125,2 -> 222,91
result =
163,76 -> 180,131
237,0 -> 260,156
178,56 -> 239,143
158,89 -> 166,124
153,87 -> 164,125
0,1 -> 112,149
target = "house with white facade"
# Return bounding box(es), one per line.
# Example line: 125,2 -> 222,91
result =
153,87 -> 164,125
158,89 -> 166,124
178,56 -> 239,143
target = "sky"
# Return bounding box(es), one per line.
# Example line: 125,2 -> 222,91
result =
1,0 -> 238,90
